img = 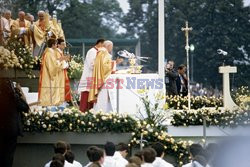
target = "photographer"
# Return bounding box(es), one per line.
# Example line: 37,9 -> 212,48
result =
165,60 -> 178,96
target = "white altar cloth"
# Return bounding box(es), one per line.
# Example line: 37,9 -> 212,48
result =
94,73 -> 164,116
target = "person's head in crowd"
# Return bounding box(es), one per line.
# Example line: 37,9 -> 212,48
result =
103,40 -> 113,53
65,151 -> 74,164
48,38 -> 57,49
128,156 -> 142,166
193,155 -> 207,167
54,141 -> 67,155
126,163 -> 139,167
66,142 -> 71,151
18,11 -> 25,21
57,38 -> 66,50
91,147 -> 105,165
50,160 -> 64,167
177,64 -> 186,75
95,39 -> 105,48
189,144 -> 203,159
38,10 -> 45,21
151,142 -> 165,158
142,148 -> 156,164
166,60 -> 175,70
117,143 -> 129,158
51,153 -> 65,165
26,13 -> 34,23
4,10 -> 11,20
134,151 -> 143,161
86,146 -> 99,162
104,141 -> 116,156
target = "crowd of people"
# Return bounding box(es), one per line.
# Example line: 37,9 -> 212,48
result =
46,140 -> 219,167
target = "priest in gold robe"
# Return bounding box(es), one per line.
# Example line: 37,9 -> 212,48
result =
11,11 -> 31,47
88,40 -> 123,112
38,38 -> 68,106
32,11 -> 58,57
55,38 -> 72,102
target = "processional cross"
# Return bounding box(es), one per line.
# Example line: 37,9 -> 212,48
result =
181,21 -> 192,110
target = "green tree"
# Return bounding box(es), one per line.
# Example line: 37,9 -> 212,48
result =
123,0 -> 250,87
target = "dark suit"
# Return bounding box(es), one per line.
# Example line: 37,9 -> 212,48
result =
165,69 -> 178,96
176,74 -> 188,96
0,79 -> 22,167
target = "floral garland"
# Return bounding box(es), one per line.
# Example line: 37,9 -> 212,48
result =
171,108 -> 250,127
5,37 -> 38,78
22,107 -> 191,165
165,95 -> 223,110
23,108 -> 136,133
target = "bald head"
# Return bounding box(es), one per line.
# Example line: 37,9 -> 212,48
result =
4,10 -> 11,20
104,40 -> 113,53
38,10 -> 45,21
18,11 -> 25,21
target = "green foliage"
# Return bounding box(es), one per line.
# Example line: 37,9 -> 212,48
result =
123,0 -> 250,87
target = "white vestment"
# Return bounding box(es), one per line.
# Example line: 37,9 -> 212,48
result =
103,156 -> 116,167
93,53 -> 116,113
141,163 -> 154,167
0,17 -> 10,38
152,157 -> 174,167
72,160 -> 82,167
113,151 -> 128,167
45,160 -> 74,167
78,47 -> 98,93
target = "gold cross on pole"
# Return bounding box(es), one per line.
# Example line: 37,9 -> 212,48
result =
181,21 -> 192,111
181,21 -> 193,51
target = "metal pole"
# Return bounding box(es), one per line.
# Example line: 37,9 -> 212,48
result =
158,0 -> 165,84
203,116 -> 207,147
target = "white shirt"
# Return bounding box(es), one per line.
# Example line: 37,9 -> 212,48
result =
0,17 -> 10,38
72,160 -> 82,167
113,152 -> 128,167
152,157 -> 174,167
45,160 -> 74,167
103,156 -> 116,167
183,161 -> 204,167
78,47 -> 98,93
141,163 -> 154,167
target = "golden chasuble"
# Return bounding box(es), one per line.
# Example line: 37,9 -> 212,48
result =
38,48 -> 65,106
11,19 -> 31,46
88,49 -> 113,103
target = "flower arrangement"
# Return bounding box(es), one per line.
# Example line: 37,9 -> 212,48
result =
22,106 -> 191,165
165,95 -> 223,110
68,55 -> 84,79
232,86 -> 250,110
129,120 -> 192,165
171,108 -> 250,127
23,108 -> 137,133
5,37 -> 38,78
0,46 -> 21,69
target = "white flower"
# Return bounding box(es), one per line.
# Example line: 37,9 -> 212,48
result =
42,124 -> 47,128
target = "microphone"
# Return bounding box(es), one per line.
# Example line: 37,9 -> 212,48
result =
217,49 -> 228,56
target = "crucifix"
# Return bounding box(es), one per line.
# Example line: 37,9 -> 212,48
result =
181,21 -> 193,110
